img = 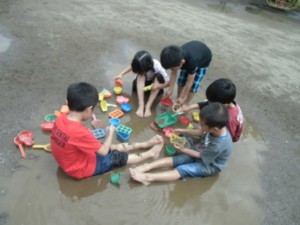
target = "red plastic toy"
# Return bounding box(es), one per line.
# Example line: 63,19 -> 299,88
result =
178,116 -> 191,126
41,121 -> 54,132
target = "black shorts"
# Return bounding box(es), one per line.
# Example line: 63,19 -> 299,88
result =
132,73 -> 165,95
93,150 -> 128,176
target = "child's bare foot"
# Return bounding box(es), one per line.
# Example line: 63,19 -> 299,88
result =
133,163 -> 150,173
144,108 -> 152,117
136,106 -> 144,117
130,168 -> 150,186
149,140 -> 164,159
144,135 -> 163,148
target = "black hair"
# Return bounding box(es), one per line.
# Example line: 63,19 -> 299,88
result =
131,51 -> 154,74
67,82 -> 98,112
160,45 -> 183,69
200,102 -> 229,129
206,78 -> 236,104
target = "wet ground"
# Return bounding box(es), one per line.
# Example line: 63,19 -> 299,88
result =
0,0 -> 299,224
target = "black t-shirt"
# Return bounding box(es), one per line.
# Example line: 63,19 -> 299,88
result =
181,40 -> 212,74
198,100 -> 209,110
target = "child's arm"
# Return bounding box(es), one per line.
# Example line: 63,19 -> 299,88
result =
115,66 -> 132,80
177,73 -> 195,104
165,69 -> 178,98
181,103 -> 199,113
174,127 -> 203,137
174,144 -> 201,158
152,80 -> 170,90
97,125 -> 115,156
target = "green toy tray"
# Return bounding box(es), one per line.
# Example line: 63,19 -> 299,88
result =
155,112 -> 181,128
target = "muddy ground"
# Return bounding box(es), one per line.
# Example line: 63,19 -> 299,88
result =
0,0 -> 299,225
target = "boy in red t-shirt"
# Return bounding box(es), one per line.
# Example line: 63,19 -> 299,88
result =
176,78 -> 244,142
51,82 -> 164,179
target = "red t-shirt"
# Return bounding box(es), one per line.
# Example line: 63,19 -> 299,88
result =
51,114 -> 102,179
227,103 -> 244,142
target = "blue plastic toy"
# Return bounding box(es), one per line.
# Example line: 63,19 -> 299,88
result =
109,118 -> 120,127
92,128 -> 106,139
117,131 -> 130,142
120,103 -> 132,113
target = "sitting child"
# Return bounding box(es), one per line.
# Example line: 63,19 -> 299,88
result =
130,102 -> 232,185
179,78 -> 244,142
115,50 -> 170,117
51,82 -> 164,180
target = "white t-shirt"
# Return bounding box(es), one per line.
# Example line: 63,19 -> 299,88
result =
145,59 -> 170,82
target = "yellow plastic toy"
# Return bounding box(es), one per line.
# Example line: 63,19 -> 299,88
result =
143,84 -> 153,91
170,133 -> 186,147
192,111 -> 200,122
186,123 -> 194,129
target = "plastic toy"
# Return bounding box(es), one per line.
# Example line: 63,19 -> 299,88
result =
14,137 -> 26,158
110,173 -> 121,186
150,122 -> 160,131
115,79 -> 123,87
60,105 -> 69,114
109,118 -> 120,127
178,116 -> 191,126
100,88 -> 112,99
114,86 -> 122,95
109,109 -> 124,118
44,114 -> 57,122
32,144 -> 51,153
18,130 -> 34,147
116,125 -> 132,135
91,114 -> 102,129
162,127 -> 175,138
115,96 -> 129,105
186,123 -> 194,129
41,121 -> 54,132
170,133 -> 186,147
98,93 -> 104,101
143,84 -> 153,91
100,100 -> 108,112
161,97 -> 173,108
120,103 -> 132,113
155,112 -> 181,128
165,145 -> 177,156
172,103 -> 183,113
117,131 -> 130,142
192,111 -> 200,122
92,128 -> 106,139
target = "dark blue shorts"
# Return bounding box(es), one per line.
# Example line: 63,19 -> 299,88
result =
93,150 -> 128,176
177,67 -> 208,93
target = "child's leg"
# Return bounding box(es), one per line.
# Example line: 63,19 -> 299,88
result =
144,75 -> 164,117
110,135 -> 163,153
126,138 -> 164,164
177,70 -> 188,98
130,168 -> 181,185
133,157 -> 174,173
136,74 -> 146,117
185,67 -> 207,104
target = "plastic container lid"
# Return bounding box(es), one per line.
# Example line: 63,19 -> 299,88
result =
110,173 -> 121,185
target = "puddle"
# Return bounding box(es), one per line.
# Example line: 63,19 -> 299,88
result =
0,35 -> 11,53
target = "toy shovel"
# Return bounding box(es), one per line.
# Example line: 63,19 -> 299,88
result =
155,112 -> 182,128
32,144 -> 51,153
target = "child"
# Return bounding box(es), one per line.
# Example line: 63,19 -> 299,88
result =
130,102 -> 232,185
115,50 -> 170,117
51,82 -> 164,180
180,78 -> 244,142
160,40 -> 212,105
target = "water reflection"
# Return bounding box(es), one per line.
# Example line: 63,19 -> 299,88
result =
56,167 -> 109,200
169,176 -> 218,207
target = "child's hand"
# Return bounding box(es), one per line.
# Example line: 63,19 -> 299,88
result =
181,104 -> 190,113
174,144 -> 184,153
115,75 -> 122,81
176,97 -> 184,105
152,83 -> 159,91
108,125 -> 116,133
165,90 -> 172,98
